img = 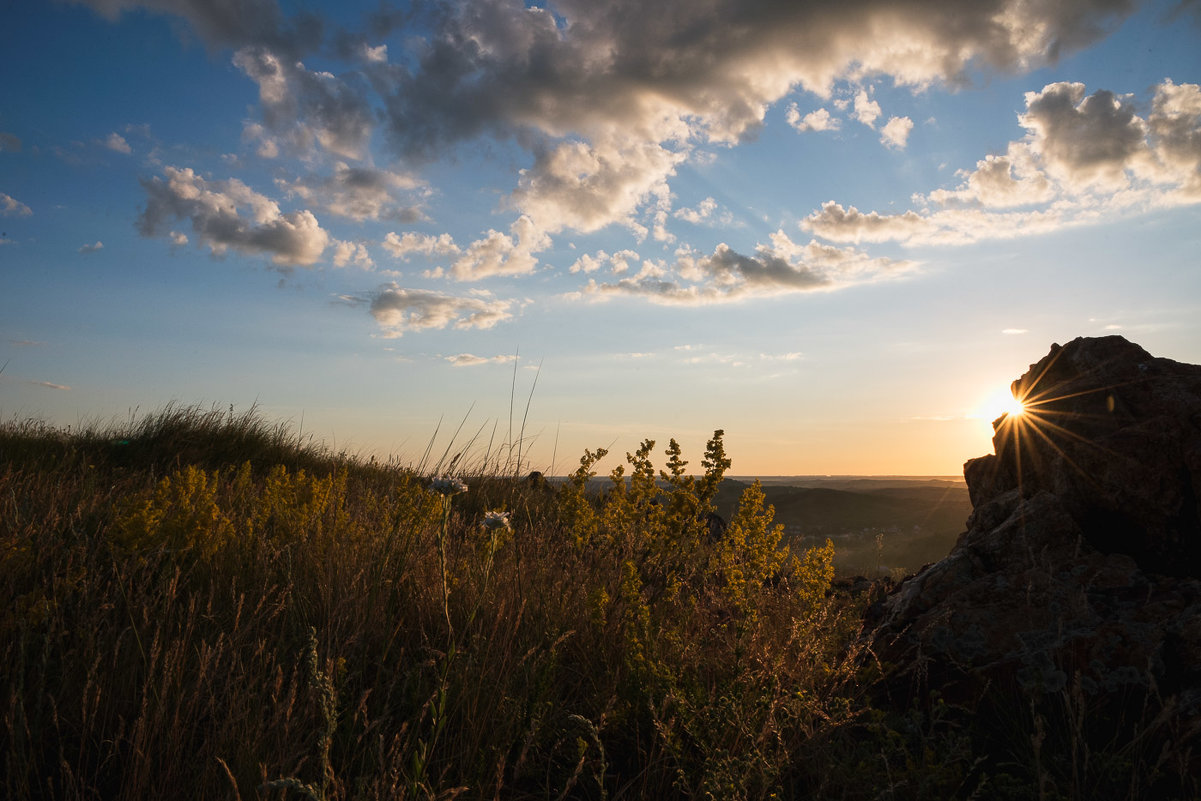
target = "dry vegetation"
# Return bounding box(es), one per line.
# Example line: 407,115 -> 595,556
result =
1,406 -> 1180,800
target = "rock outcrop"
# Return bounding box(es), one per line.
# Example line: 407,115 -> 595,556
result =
872,336 -> 1201,762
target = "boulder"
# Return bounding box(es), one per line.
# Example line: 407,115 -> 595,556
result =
871,336 -> 1201,767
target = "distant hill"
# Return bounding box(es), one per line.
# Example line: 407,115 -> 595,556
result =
714,477 -> 972,576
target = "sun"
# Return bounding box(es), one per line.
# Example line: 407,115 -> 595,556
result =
999,392 -> 1027,419
978,385 -> 1027,421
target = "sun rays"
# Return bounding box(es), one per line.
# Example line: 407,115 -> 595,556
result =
990,346 -> 1135,494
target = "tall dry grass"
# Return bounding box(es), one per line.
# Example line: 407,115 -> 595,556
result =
1,408 -> 869,800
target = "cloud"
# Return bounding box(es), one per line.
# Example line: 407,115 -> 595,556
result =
445,353 -> 518,367
280,162 -> 426,222
84,0 -> 1142,242
509,136 -> 685,236
360,284 -> 514,337
787,105 -> 840,133
806,80 -> 1201,247
380,0 -> 1133,161
234,46 -> 374,160
448,215 -> 550,280
169,230 -> 188,247
853,89 -> 882,128
382,231 -> 461,259
138,165 -> 330,266
880,116 -> 914,149
581,234 -> 913,305
331,239 -> 373,268
78,241 -> 104,254
673,196 -> 734,227
104,132 -> 132,154
1,192 -> 32,217
29,381 -> 70,391
0,132 -> 21,152
1002,328 -> 1028,334
1020,81 -> 1147,188
923,144 -> 1055,207
568,248 -> 640,274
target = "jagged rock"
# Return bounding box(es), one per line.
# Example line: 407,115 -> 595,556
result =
871,336 -> 1201,760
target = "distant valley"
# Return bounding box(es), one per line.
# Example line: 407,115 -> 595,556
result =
714,476 -> 971,576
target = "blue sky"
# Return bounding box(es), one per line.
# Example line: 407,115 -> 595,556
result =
2,0 -> 1199,475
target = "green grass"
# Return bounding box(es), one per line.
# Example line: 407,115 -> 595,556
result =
1,406 -> 1193,800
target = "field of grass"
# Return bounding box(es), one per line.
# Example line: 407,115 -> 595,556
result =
1,406 -> 1186,800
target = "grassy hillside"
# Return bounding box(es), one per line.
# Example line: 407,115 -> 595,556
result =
2,406 -> 1185,800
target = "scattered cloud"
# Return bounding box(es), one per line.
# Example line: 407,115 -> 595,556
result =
0,132 -> 21,152
381,231 -> 460,259
104,132 -> 132,154
568,249 -> 641,275
447,215 -> 550,281
138,165 -> 331,266
581,234 -> 913,305
805,80 -> 1201,248
445,353 -> 518,367
78,241 -> 104,253
29,380 -> 70,391
331,239 -> 373,268
358,284 -> 515,337
880,116 -> 914,149
1,192 -> 32,217
1002,328 -> 1029,334
673,196 -> 735,227
853,89 -> 882,128
787,105 -> 840,133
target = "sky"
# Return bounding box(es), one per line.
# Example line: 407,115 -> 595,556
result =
1,0 -> 1200,477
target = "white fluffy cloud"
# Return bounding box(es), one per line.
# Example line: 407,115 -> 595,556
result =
447,215 -> 551,281
509,136 -> 686,236
673,197 -> 735,227
78,241 -> 104,254
138,166 -> 330,266
853,89 -> 882,128
364,285 -> 514,336
332,239 -> 373,268
787,105 -> 840,133
382,231 -> 461,259
880,116 -> 914,149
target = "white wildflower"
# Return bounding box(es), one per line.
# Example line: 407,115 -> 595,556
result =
430,476 -> 468,496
